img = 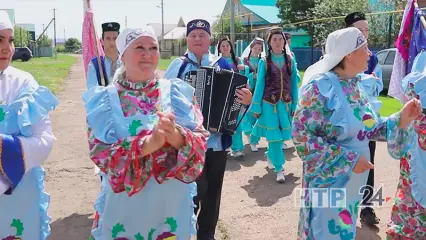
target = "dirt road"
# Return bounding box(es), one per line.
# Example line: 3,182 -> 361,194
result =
44,55 -> 400,240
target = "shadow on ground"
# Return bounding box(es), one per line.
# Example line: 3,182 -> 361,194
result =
50,213 -> 93,240
241,170 -> 300,207
226,146 -> 297,172
356,225 -> 381,240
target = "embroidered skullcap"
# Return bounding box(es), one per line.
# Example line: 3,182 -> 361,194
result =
301,27 -> 367,86
345,12 -> 367,27
186,19 -> 211,36
0,11 -> 13,34
116,25 -> 157,57
102,22 -> 120,34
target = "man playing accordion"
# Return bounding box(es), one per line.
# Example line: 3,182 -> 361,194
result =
164,19 -> 253,240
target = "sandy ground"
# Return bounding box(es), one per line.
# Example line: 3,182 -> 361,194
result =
45,55 -> 400,240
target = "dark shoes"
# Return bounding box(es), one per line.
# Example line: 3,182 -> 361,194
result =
360,207 -> 380,226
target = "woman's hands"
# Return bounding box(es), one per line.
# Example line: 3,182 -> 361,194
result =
399,98 -> 423,128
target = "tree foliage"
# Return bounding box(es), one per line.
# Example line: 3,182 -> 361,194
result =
13,26 -> 30,47
211,14 -> 247,40
38,35 -> 52,47
65,38 -> 81,52
277,0 -> 405,48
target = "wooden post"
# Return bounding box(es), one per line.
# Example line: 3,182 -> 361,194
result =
414,0 -> 426,30
85,0 -> 106,86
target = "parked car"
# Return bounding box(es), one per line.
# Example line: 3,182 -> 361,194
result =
12,47 -> 33,62
375,48 -> 396,90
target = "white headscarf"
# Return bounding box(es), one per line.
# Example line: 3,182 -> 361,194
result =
116,25 -> 157,58
301,27 -> 367,87
0,11 -> 13,34
241,37 -> 266,58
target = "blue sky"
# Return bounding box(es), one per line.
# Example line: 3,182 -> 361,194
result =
0,0 -> 227,40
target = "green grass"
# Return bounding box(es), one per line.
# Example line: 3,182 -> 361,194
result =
298,70 -> 401,117
378,95 -> 402,117
11,54 -> 77,93
158,56 -> 176,70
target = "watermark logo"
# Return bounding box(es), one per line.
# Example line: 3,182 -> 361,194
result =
293,185 -> 391,208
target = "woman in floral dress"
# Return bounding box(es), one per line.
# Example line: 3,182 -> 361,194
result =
386,51 -> 426,240
84,26 -> 209,239
292,27 -> 422,240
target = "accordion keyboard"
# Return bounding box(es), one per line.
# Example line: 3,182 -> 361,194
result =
194,69 -> 206,109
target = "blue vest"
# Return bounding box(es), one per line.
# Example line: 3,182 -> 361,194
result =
91,56 -> 109,86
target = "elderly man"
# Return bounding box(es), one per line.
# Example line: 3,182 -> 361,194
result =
164,19 -> 252,240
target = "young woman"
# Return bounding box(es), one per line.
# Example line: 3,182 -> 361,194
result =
249,27 -> 299,183
293,27 -> 421,240
241,37 -> 265,152
216,36 -> 251,158
0,11 -> 58,239
386,51 -> 426,240
84,26 -> 209,239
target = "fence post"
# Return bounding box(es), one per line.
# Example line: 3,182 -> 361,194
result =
387,14 -> 393,49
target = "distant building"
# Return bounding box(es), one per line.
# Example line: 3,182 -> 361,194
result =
162,17 -> 187,56
0,9 -> 15,25
146,22 -> 177,41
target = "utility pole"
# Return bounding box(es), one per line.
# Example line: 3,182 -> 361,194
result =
229,0 -> 235,43
161,0 -> 164,51
53,8 -> 57,59
64,29 -> 66,42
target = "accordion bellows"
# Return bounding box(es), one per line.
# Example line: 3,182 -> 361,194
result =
184,66 -> 248,135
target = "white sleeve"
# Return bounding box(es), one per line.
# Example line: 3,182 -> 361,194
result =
0,117 -> 55,195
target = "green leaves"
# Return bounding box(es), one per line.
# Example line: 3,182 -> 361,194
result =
0,107 -> 5,122
165,217 -> 178,232
11,219 -> 24,236
112,223 -> 126,238
277,0 -> 404,48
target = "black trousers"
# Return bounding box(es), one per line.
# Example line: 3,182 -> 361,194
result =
194,149 -> 228,240
362,141 -> 376,206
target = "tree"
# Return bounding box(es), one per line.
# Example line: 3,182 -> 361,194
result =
65,38 -> 81,52
211,14 -> 247,41
13,26 -> 30,47
277,0 -> 404,47
367,0 -> 406,48
276,0 -> 315,26
311,0 -> 369,46
38,35 -> 52,47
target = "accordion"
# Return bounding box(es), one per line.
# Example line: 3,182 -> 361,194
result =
184,66 -> 248,135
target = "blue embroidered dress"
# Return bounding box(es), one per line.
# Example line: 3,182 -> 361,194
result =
0,66 -> 58,239
292,72 -> 413,240
249,54 -> 299,171
83,75 -> 208,240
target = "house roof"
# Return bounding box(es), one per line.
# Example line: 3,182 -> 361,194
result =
146,23 -> 176,38
241,0 -> 276,6
242,4 -> 280,24
163,27 -> 186,40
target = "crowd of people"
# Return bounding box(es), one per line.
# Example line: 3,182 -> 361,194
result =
0,6 -> 424,240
